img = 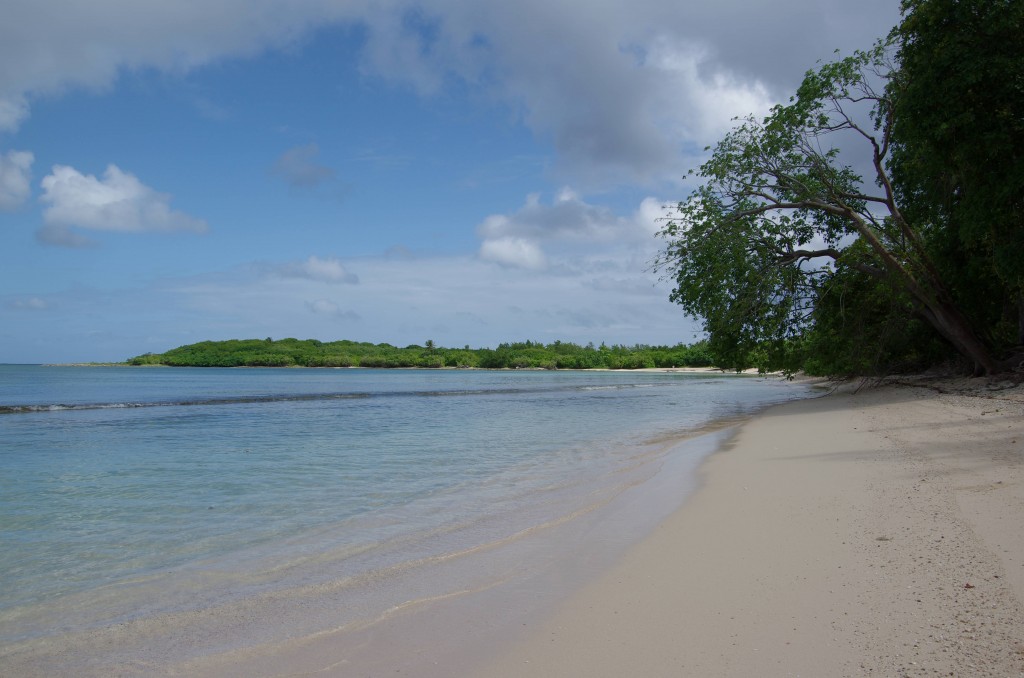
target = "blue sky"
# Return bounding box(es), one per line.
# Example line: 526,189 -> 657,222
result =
0,0 -> 899,363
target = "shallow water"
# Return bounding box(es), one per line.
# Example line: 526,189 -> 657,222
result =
0,366 -> 813,668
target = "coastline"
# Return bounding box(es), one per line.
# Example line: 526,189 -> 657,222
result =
164,379 -> 1024,676
7,377 -> 1023,676
0,369 -> 805,677
475,380 -> 1024,677
42,364 -> 754,373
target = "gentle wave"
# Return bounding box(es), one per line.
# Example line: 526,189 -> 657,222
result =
0,381 -> 662,414
0,392 -> 370,414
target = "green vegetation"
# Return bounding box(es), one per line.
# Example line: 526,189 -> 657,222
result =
127,338 -> 715,370
655,0 -> 1023,376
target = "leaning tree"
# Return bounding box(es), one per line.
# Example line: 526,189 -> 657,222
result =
656,38 -> 1010,376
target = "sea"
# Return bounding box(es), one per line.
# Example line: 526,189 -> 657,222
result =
0,365 -> 816,673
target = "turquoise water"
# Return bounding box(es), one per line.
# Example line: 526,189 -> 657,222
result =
0,365 -> 812,659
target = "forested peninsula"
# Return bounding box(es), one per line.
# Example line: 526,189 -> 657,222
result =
127,338 -> 715,370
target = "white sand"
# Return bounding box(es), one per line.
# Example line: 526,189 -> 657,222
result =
477,381 -> 1024,677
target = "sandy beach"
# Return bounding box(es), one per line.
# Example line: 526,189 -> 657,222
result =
6,378 -> 1023,677
477,380 -> 1024,677
178,379 -> 1024,677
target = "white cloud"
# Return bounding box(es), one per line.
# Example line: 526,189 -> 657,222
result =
0,149 -> 33,210
0,2 -> 357,112
346,0 -> 895,186
479,236 -> 547,270
169,244 -> 699,350
3,192 -> 704,362
39,164 -> 208,237
0,1 -> 899,187
478,188 -> 647,244
635,196 -> 668,237
278,256 -> 359,284
477,190 -> 668,270
0,95 -> 29,132
273,144 -> 335,187
639,38 -> 775,143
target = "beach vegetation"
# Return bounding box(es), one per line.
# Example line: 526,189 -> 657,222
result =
655,0 -> 1023,376
126,338 -> 717,370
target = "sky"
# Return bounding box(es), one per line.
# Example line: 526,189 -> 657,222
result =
0,0 -> 900,363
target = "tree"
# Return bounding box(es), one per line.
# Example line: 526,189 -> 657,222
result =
889,0 -> 1024,348
656,38 -> 1007,375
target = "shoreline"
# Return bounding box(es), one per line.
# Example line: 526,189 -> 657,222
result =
7,378 -> 1022,675
41,363 -> 757,374
476,381 -> 1024,676
0,372 -> 808,677
151,425 -> 752,677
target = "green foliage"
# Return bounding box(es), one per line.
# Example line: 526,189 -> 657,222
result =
800,261 -> 949,376
126,338 -> 717,370
656,44 -> 893,369
656,4 -> 1021,376
127,352 -> 163,366
890,0 -> 1024,347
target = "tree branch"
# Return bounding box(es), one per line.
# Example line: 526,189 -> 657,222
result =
777,247 -> 842,264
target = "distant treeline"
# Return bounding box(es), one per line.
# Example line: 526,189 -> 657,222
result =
127,338 -> 715,370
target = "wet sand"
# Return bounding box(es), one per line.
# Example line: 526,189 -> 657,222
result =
477,381 -> 1024,677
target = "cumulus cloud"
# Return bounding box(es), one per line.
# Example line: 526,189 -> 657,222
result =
638,38 -> 775,143
477,189 -> 667,269
39,164 -> 208,239
0,1 -> 897,185
348,0 -> 895,186
0,2 -> 357,116
634,196 -> 668,238
272,144 -> 335,188
479,236 -> 547,270
278,255 -> 359,284
0,149 -> 33,210
479,188 -> 645,244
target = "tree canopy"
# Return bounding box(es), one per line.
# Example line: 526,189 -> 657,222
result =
656,0 -> 1023,376
127,338 -> 715,370
890,0 -> 1024,348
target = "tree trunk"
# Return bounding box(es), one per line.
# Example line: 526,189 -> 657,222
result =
842,212 -> 1000,375
917,300 -> 1000,376
1018,292 -> 1024,347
